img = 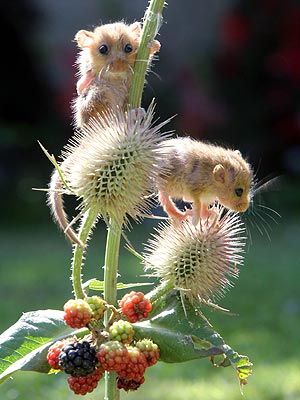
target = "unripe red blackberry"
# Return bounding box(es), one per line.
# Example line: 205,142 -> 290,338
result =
63,299 -> 92,328
108,320 -> 135,344
86,296 -> 107,320
135,339 -> 160,366
59,341 -> 98,377
119,291 -> 152,323
117,346 -> 148,381
47,340 -> 65,370
97,341 -> 129,373
68,367 -> 103,395
117,376 -> 145,392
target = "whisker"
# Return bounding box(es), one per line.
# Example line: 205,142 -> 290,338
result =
252,218 -> 264,237
252,209 -> 272,242
252,208 -> 273,232
148,69 -> 162,81
256,205 -> 280,225
257,204 -> 281,218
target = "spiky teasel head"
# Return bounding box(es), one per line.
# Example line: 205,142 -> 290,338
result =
144,207 -> 246,302
62,104 -> 170,225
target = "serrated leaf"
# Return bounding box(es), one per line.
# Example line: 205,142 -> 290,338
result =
0,309 -> 85,384
84,279 -> 153,292
133,292 -> 253,384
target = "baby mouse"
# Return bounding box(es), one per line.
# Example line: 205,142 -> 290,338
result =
157,137 -> 253,225
73,21 -> 160,127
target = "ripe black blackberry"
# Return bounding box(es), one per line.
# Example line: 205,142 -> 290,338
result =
117,376 -> 145,391
59,341 -> 98,377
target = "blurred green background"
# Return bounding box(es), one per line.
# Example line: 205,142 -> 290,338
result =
1,0 -> 300,399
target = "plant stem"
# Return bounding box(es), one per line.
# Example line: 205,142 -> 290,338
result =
103,1 -> 166,398
128,0 -> 165,108
72,207 -> 98,299
103,218 -> 122,400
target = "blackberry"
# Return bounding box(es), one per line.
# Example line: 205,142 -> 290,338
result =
117,346 -> 148,381
119,291 -> 152,323
63,299 -> 92,328
86,296 -> 107,320
68,368 -> 103,395
47,340 -> 65,370
97,341 -> 129,373
117,376 -> 145,392
135,339 -> 160,366
59,341 -> 98,377
108,320 -> 135,344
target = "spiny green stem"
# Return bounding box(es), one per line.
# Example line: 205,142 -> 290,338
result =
103,217 -> 122,400
128,0 -> 166,108
71,207 -> 98,299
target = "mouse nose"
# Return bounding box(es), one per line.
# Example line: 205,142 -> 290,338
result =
236,202 -> 249,212
109,59 -> 128,73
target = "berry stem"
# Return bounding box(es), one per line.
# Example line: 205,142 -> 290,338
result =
71,207 -> 98,299
128,0 -> 166,108
103,217 -> 122,400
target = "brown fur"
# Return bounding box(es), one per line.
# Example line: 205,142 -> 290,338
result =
73,21 -> 160,127
157,137 -> 253,224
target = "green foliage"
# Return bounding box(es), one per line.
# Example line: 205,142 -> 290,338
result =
0,310 -> 76,383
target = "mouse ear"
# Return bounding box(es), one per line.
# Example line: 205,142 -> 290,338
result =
130,22 -> 142,36
75,30 -> 95,48
149,39 -> 161,54
213,164 -> 226,184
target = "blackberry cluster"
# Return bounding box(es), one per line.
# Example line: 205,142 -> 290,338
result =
59,341 -> 98,377
48,292 -> 159,395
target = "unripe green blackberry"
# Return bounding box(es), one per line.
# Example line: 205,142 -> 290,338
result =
108,320 -> 135,344
135,339 -> 160,366
97,341 -> 129,373
86,296 -> 107,320
59,341 -> 98,377
117,376 -> 145,392
63,299 -> 92,328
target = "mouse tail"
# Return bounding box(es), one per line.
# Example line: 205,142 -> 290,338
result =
48,169 -> 85,248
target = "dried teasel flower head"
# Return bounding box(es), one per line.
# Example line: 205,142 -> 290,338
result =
61,103 -> 170,225
144,206 -> 246,302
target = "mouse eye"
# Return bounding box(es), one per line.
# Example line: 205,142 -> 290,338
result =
124,43 -> 133,53
235,188 -> 243,197
99,44 -> 109,55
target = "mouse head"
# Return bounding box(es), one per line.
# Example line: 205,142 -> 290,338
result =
75,22 -> 160,75
212,150 -> 253,213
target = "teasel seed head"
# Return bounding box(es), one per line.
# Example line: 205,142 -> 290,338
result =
144,207 -> 247,302
61,104 -> 170,225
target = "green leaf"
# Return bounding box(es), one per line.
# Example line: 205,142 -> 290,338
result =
0,309 -> 85,384
84,279 -> 153,292
133,292 -> 253,384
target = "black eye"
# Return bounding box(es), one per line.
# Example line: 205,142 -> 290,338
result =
99,44 -> 109,55
124,43 -> 133,53
235,188 -> 243,197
